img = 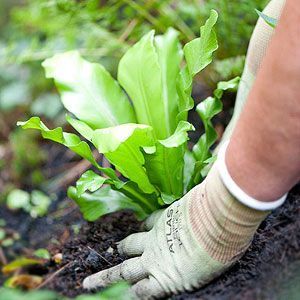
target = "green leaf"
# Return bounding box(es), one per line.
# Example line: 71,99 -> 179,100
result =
34,248 -> 51,260
0,287 -> 57,300
118,30 -> 182,139
42,51 -> 136,129
183,151 -> 196,193
76,170 -> 107,196
66,114 -> 94,141
177,10 -> 219,122
68,186 -> 147,221
184,9 -> 218,78
92,124 -> 156,194
30,190 -> 51,218
193,96 -> 222,162
6,189 -> 30,211
116,181 -> 160,213
17,117 -> 64,143
159,121 -> 195,147
95,282 -> 131,300
76,282 -> 131,300
0,229 -> 6,241
213,76 -> 240,99
190,77 -> 240,188
17,117 -> 119,181
155,28 -> 182,136
176,68 -> 194,122
144,121 -> 194,202
193,77 -> 240,162
255,9 -> 277,28
2,258 -> 43,274
0,282 -> 131,300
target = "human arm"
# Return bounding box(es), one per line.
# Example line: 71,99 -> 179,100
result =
226,0 -> 300,202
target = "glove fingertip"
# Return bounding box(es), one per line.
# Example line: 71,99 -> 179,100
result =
117,241 -> 125,256
82,276 -> 94,290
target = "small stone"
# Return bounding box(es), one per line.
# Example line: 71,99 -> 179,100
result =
106,247 -> 114,254
86,250 -> 101,268
53,253 -> 63,264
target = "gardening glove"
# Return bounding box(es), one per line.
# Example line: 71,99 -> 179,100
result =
217,0 -> 285,149
83,162 -> 270,299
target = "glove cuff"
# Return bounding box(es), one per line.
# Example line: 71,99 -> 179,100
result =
217,140 -> 287,211
188,163 -> 269,264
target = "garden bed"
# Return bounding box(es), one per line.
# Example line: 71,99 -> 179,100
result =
1,183 -> 299,299
40,185 -> 300,299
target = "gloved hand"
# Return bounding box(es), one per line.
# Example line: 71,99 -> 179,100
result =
83,164 -> 268,299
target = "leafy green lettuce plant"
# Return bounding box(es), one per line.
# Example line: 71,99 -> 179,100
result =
17,10 -> 239,221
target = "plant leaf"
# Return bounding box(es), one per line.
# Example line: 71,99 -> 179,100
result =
183,150 -> 196,193
213,76 -> 240,99
184,9 -> 218,78
42,51 -> 136,129
5,275 -> 43,289
118,30 -> 182,139
68,186 -> 147,221
76,282 -> 131,300
192,96 -> 222,162
17,117 -> 119,181
34,248 -> 50,260
176,68 -> 194,122
92,124 -> 156,194
76,170 -> 108,196
159,121 -> 195,147
144,121 -> 194,202
190,77 -> 240,188
155,28 -> 182,136
115,181 -> 161,213
255,9 -> 277,28
66,114 -> 94,141
193,77 -> 240,162
0,287 -> 57,300
6,189 -> 30,211
30,190 -> 52,218
2,258 -> 43,275
177,10 -> 219,122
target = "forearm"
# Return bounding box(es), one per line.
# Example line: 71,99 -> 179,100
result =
227,0 -> 300,201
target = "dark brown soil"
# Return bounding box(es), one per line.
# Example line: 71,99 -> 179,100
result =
45,211 -> 141,297
23,184 -> 298,299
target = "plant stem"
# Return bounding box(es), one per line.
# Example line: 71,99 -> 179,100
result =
121,184 -> 158,212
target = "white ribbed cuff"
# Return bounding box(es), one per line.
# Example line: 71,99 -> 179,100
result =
217,141 -> 287,211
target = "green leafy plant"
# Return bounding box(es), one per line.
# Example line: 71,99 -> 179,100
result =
18,11 -> 239,221
6,189 -> 52,218
0,282 -> 131,300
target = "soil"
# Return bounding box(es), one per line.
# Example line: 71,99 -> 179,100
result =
1,185 -> 298,299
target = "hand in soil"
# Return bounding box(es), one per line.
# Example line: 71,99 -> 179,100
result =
82,165 -> 268,299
